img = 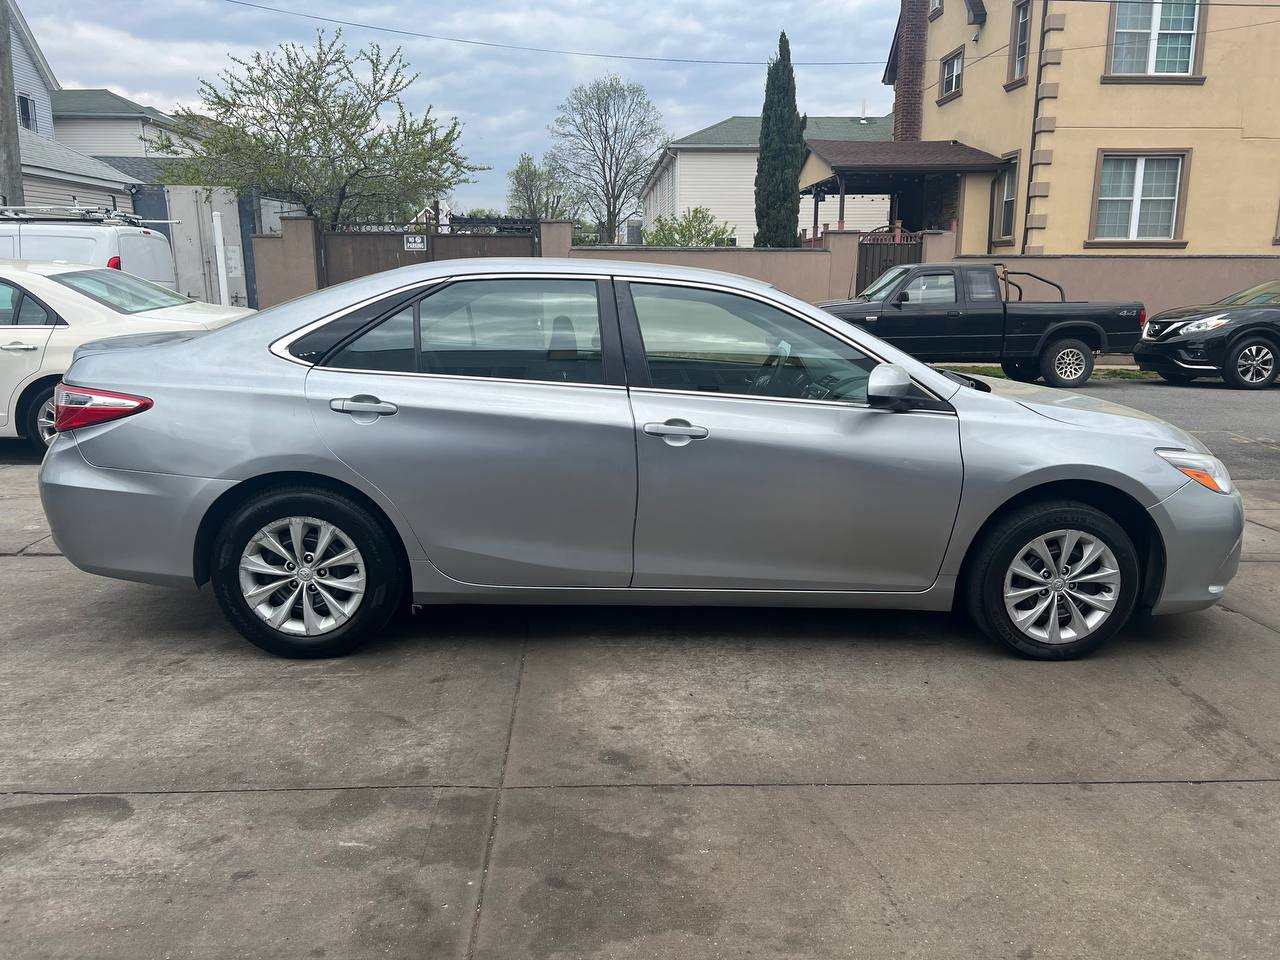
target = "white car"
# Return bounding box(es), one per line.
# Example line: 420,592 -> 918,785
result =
0,260 -> 253,451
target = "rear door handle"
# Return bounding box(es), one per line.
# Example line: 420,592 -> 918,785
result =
643,419 -> 709,446
330,395 -> 398,416
0,342 -> 38,352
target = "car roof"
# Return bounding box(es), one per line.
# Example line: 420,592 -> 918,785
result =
0,259 -> 103,278
374,256 -> 778,290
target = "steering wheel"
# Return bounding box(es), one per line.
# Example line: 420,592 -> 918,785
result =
751,339 -> 792,396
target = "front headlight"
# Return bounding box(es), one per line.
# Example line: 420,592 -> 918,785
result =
1181,313 -> 1230,334
1156,448 -> 1233,494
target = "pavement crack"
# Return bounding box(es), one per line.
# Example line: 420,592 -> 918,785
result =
466,624 -> 528,960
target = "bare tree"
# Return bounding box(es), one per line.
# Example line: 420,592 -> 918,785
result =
506,152 -> 580,220
547,76 -> 665,241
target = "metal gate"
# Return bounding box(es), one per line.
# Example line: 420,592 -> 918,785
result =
856,226 -> 923,294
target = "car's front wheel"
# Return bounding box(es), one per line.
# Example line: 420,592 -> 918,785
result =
211,486 -> 405,658
966,500 -> 1140,659
1223,336 -> 1277,390
1039,338 -> 1095,389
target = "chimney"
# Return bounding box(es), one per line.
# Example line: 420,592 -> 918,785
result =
892,0 -> 928,141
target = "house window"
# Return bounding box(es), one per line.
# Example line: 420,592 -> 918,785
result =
996,163 -> 1018,240
1110,0 -> 1199,75
1093,154 -> 1184,241
1010,0 -> 1032,82
938,48 -> 964,102
929,0 -> 944,19
17,95 -> 36,132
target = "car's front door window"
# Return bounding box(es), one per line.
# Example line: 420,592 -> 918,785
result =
629,283 -> 877,403
900,272 -> 957,305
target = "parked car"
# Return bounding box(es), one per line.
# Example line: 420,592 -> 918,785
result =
819,263 -> 1145,388
39,259 -> 1241,661
1132,280 -> 1280,389
0,260 -> 253,452
0,207 -> 178,289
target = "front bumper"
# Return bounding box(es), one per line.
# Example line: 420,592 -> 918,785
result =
38,435 -> 234,588
1147,478 -> 1244,615
1132,338 -> 1226,376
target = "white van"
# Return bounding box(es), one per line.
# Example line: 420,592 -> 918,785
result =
0,209 -> 178,289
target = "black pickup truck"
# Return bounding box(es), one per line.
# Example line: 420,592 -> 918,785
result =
819,263 -> 1145,388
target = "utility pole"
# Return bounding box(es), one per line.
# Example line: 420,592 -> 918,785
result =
0,0 -> 25,206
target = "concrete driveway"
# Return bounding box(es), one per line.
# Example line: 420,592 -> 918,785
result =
2,382 -> 1278,959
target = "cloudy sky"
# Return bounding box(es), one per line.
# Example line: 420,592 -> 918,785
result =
29,0 -> 899,211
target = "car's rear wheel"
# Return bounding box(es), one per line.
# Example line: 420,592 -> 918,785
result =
23,385 -> 57,453
966,500 -> 1139,660
1039,338 -> 1094,389
1157,370 -> 1196,385
1223,336 -> 1277,390
1000,359 -> 1040,383
211,486 -> 405,658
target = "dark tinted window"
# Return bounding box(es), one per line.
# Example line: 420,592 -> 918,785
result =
16,296 -> 51,325
328,306 -> 415,373
630,283 -> 877,403
322,279 -> 604,384
965,269 -> 1001,303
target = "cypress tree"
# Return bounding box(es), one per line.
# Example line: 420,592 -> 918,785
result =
753,32 -> 806,247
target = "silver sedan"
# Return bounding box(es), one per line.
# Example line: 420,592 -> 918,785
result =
39,259 -> 1243,660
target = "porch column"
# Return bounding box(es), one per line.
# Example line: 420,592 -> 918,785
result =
812,193 -> 820,242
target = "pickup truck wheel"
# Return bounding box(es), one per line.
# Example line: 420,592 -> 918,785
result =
1223,337 -> 1277,390
1040,338 -> 1094,389
1000,360 -> 1040,383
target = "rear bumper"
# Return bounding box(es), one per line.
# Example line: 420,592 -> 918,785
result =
1147,479 -> 1244,615
38,435 -> 233,588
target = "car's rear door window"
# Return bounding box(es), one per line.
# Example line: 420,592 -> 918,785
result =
324,278 -> 605,384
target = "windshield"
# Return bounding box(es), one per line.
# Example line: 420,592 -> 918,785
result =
1218,281 -> 1280,306
857,265 -> 911,302
52,269 -> 192,315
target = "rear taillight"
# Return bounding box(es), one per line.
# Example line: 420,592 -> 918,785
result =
107,255 -> 121,270
54,384 -> 152,433
1138,308 -> 1147,328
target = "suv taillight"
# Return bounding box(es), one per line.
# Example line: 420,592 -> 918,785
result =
54,384 -> 152,432
107,256 -> 121,270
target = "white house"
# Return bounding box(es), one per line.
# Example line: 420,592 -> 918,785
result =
641,115 -> 893,246
5,0 -> 137,210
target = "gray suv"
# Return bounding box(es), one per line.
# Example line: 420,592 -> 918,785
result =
39,259 -> 1243,660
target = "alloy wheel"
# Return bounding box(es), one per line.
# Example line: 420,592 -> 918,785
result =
37,397 -> 57,447
238,516 -> 366,636
1003,529 -> 1121,644
1053,349 -> 1087,383
1236,344 -> 1275,384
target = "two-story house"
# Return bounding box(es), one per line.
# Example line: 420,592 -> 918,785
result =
883,0 -> 1280,257
5,0 -> 137,210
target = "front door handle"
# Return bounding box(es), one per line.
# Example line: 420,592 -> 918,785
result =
946,310 -> 963,319
643,419 -> 709,446
0,342 -> 38,352
330,395 -> 398,416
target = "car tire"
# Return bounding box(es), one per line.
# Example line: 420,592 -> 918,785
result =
23,384 -> 57,454
210,485 -> 405,658
965,499 -> 1140,660
1157,371 -> 1196,385
1000,359 -> 1040,383
1039,338 -> 1095,389
1222,336 -> 1277,390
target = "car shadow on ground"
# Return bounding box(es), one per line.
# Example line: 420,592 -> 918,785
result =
0,439 -> 44,466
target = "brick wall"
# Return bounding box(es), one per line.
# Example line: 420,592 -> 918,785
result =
892,0 -> 928,142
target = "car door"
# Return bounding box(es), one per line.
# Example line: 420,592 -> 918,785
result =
0,281 -> 55,429
872,268 -> 962,360
953,267 -> 1007,358
619,279 -> 963,592
304,275 -> 637,588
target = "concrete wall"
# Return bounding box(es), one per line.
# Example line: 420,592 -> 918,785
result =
251,216 -> 322,308
920,0 -> 1280,255
547,229 -> 863,303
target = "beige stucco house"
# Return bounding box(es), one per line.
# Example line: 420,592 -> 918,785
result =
882,0 -> 1280,256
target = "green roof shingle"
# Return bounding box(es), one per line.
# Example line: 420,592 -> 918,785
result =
51,89 -> 177,127
672,114 -> 893,147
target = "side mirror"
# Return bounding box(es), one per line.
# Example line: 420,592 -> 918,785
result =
894,289 -> 910,305
867,363 -> 913,410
